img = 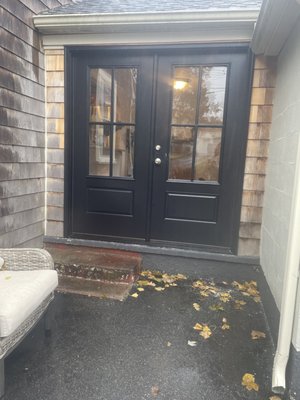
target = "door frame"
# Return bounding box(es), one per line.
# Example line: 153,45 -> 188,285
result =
64,44 -> 254,254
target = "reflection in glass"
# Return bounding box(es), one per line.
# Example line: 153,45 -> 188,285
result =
169,127 -> 194,179
89,125 -> 110,176
90,69 -> 112,122
172,67 -> 199,125
115,69 -> 137,124
199,67 -> 227,125
113,126 -> 135,177
195,128 -> 222,181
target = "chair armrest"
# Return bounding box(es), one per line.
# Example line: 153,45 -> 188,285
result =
0,249 -> 54,271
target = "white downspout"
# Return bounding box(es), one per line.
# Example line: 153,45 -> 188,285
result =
272,136 -> 300,393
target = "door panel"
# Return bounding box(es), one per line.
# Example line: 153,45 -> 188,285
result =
150,51 -> 251,249
71,52 -> 154,239
68,46 -> 251,252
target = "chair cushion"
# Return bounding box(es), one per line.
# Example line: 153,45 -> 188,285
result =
0,270 -> 58,337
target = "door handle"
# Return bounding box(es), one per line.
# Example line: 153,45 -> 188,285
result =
154,158 -> 162,165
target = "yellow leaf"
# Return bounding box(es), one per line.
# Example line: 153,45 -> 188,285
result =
137,280 -> 156,287
269,396 -> 282,400
131,293 -> 139,298
241,373 -> 259,391
219,293 -> 231,303
193,303 -> 201,311
200,325 -> 212,339
251,330 -> 266,340
137,287 -> 144,292
222,323 -> 230,330
154,287 -> 165,292
170,283 -> 178,287
209,303 -> 224,311
221,317 -> 230,330
234,300 -> 247,310
193,323 -> 203,331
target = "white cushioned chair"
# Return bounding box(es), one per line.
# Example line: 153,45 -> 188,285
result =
0,249 -> 58,398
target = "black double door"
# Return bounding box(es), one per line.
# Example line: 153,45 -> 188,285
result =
68,46 -> 251,253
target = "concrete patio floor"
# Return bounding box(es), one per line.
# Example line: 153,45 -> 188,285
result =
4,261 -> 278,400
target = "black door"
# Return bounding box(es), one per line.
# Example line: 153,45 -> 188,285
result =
67,46 -> 251,252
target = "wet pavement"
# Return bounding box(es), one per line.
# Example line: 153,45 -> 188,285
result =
4,270 -> 276,400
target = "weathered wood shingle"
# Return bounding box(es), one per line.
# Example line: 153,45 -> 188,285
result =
0,0 -> 73,248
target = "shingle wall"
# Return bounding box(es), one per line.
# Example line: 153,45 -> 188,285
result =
0,0 -> 73,248
238,55 -> 276,256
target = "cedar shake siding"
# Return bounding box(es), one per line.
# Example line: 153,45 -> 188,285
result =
0,0 -> 73,248
238,55 -> 276,256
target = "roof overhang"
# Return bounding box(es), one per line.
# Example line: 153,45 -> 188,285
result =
251,0 -> 300,56
33,9 -> 260,47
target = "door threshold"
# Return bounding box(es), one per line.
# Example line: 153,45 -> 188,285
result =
44,236 -> 259,266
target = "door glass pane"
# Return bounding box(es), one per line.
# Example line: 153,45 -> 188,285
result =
169,127 -> 194,180
195,128 -> 222,181
114,69 -> 137,124
89,125 -> 110,176
90,69 -> 112,122
171,67 -> 199,125
199,67 -> 227,125
112,126 -> 135,177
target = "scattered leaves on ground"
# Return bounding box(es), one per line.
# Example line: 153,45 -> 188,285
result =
233,281 -> 261,302
269,396 -> 282,400
241,373 -> 259,391
188,340 -> 197,346
193,303 -> 201,311
137,287 -> 144,292
251,330 -> 266,340
219,292 -> 231,303
137,280 -> 156,287
154,287 -> 165,292
130,293 -> 139,298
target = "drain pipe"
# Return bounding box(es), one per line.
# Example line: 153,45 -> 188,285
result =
272,137 -> 300,394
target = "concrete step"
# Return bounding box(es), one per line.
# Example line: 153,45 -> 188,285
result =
45,243 -> 142,299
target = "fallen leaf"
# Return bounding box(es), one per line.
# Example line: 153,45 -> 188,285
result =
241,373 -> 259,391
221,317 -> 230,330
137,280 -> 156,287
234,300 -> 247,310
137,287 -> 144,292
170,283 -> 178,287
188,340 -> 197,346
154,287 -> 165,292
251,330 -> 266,340
151,386 -> 160,397
131,293 -> 139,298
193,323 -> 203,331
269,396 -> 282,400
200,325 -> 212,339
219,293 -> 231,303
209,303 -> 224,311
193,303 -> 201,311
167,341 -> 172,347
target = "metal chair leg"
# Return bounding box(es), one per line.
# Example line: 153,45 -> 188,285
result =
0,358 -> 5,398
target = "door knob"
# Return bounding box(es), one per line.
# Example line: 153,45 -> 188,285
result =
155,145 -> 161,151
154,158 -> 162,165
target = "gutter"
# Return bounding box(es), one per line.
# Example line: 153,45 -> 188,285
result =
33,9 -> 259,33
272,136 -> 300,394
